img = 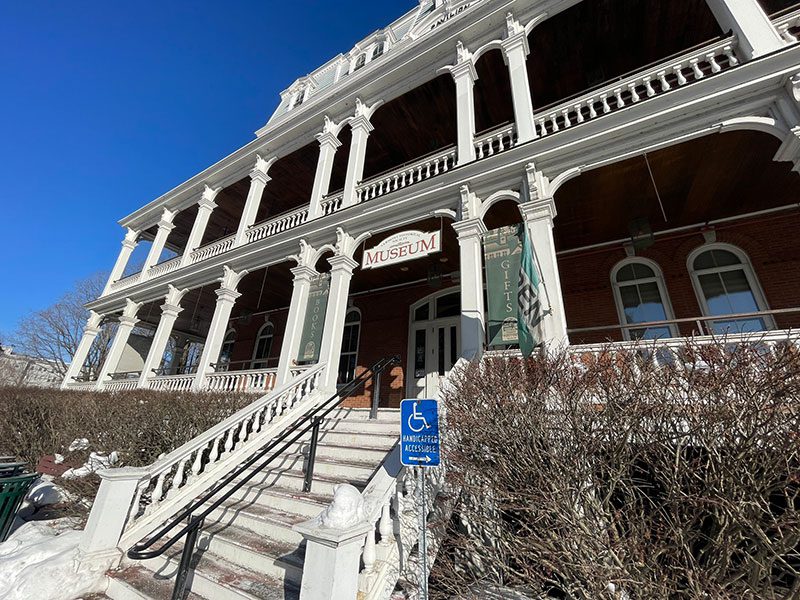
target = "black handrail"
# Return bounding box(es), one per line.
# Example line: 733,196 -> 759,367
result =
127,355 -> 399,599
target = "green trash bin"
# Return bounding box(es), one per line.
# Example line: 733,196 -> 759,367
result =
0,473 -> 39,543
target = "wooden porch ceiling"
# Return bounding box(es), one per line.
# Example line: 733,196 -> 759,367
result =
553,131 -> 800,251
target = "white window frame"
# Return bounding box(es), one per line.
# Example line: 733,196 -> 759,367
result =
687,242 -> 774,332
611,258 -> 678,340
338,307 -> 362,385
217,328 -> 237,370
250,321 -> 275,370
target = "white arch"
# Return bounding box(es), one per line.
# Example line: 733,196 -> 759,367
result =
472,40 -> 505,63
309,244 -> 338,268
524,12 -> 550,36
718,116 -> 789,141
479,190 -> 521,220
549,167 -> 583,197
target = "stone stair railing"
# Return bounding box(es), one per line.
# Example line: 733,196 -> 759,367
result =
294,359 -> 464,600
78,363 -> 327,564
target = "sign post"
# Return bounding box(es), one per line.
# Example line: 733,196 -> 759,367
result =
400,399 -> 440,600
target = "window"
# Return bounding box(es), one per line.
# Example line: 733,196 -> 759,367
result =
372,43 -> 384,60
354,54 -> 366,71
612,259 -> 676,340
689,245 -> 771,334
251,322 -> 274,370
338,309 -> 361,384
293,91 -> 304,109
217,330 -> 236,371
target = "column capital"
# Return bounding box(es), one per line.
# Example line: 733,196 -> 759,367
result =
197,195 -> 217,212
452,217 -> 487,240
86,311 -> 104,331
328,254 -> 359,273
290,265 -> 319,282
349,114 -> 374,134
121,298 -> 142,320
316,130 -> 342,150
158,207 -> 177,228
214,287 -> 241,304
121,228 -> 138,250
519,198 -> 557,226
218,265 -> 249,293
118,315 -> 139,329
250,153 -> 276,184
160,303 -> 183,319
501,30 -> 530,59
450,59 -> 478,83
202,184 -> 221,203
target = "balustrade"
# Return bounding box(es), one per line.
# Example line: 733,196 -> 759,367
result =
108,272 -> 141,293
776,8 -> 800,43
146,256 -> 182,280
246,206 -> 309,244
355,147 -> 457,204
204,368 -> 278,393
147,374 -> 196,392
320,193 -> 343,216
189,235 -> 235,264
473,123 -> 517,160
116,363 -> 326,549
533,37 -> 740,138
105,380 -> 139,392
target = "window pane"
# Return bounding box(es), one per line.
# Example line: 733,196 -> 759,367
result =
414,304 -> 430,322
436,293 -> 460,318
620,282 -> 668,327
616,264 -> 637,282
630,326 -> 673,340
720,270 -> 760,314
414,329 -> 426,377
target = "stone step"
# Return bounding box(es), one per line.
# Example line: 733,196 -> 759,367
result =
223,483 -> 329,518
232,465 -> 367,497
138,521 -> 304,588
239,453 -> 376,487
209,498 -> 308,545
294,428 -> 398,449
294,440 -> 394,463
316,418 -> 400,436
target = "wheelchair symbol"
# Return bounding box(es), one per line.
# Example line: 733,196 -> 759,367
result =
407,402 -> 430,433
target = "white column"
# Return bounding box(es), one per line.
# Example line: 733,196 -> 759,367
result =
452,218 -> 487,360
234,155 -> 273,246
192,267 -> 248,390
61,311 -> 104,388
103,229 -> 139,295
318,255 -> 358,392
519,197 -> 568,347
96,299 -> 142,388
341,114 -> 373,208
705,0 -> 784,60
309,125 -> 342,219
137,286 -> 189,388
276,266 -> 316,385
502,15 -> 537,144
141,208 -> 177,279
182,185 -> 219,266
451,53 -> 478,166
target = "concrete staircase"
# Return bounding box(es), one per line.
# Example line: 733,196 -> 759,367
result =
103,408 -> 400,600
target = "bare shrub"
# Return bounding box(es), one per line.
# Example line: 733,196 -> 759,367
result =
0,387 -> 251,521
431,342 -> 800,599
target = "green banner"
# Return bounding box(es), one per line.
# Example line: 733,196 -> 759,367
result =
484,224 -> 523,347
297,274 -> 330,363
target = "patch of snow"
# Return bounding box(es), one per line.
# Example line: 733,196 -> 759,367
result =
0,519 -> 106,600
68,439 -> 90,452
54,454 -> 64,464
62,452 -> 119,480
25,475 -> 71,508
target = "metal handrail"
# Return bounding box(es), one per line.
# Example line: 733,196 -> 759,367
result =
127,355 -> 400,600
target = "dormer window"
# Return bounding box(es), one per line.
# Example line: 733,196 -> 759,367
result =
372,43 -> 384,60
293,91 -> 305,109
354,54 -> 366,71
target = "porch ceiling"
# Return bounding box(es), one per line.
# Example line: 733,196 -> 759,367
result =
553,131 -> 800,251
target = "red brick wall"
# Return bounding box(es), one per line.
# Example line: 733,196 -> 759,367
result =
559,212 -> 800,344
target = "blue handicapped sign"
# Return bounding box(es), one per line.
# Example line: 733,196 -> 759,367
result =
400,399 -> 440,467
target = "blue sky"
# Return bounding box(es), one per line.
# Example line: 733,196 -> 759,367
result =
0,0 -> 412,336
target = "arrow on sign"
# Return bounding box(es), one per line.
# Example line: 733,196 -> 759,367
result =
407,455 -> 433,463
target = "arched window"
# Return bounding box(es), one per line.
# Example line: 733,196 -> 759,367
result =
612,259 -> 677,340
354,54 -> 366,71
338,308 -> 361,384
292,90 -> 305,109
251,322 -> 274,370
688,244 -> 772,334
372,43 -> 384,60
217,329 -> 236,371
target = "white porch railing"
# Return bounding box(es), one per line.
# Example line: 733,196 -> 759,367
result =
355,146 -> 458,204
775,7 -> 800,43
474,123 -> 517,160
204,367 -> 278,393
146,373 -> 196,392
246,206 -> 309,244
146,256 -> 182,280
189,234 -> 235,264
112,362 -> 326,549
532,36 -> 740,138
108,272 -> 141,293
105,380 -> 139,392
66,380 -> 99,391
320,193 -> 343,216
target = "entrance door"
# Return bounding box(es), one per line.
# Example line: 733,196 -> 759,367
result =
408,289 -> 461,399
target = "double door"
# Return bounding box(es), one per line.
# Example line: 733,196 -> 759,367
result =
408,317 -> 460,399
